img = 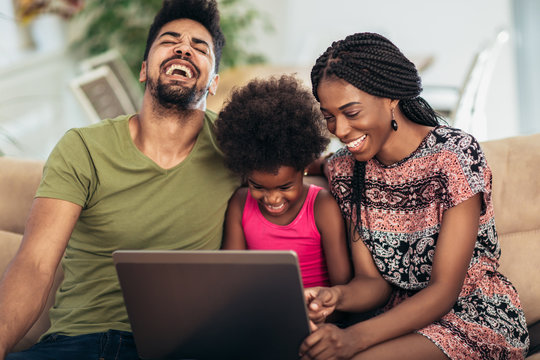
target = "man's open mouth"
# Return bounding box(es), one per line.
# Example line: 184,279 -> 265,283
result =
165,64 -> 193,78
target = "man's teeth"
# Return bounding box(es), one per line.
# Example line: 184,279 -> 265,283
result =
346,135 -> 367,149
165,64 -> 193,78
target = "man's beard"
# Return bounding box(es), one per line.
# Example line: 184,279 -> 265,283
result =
147,76 -> 207,110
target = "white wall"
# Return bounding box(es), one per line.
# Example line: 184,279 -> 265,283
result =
0,49 -> 87,159
0,1 -> 88,160
0,0 -> 526,159
248,0 -> 520,141
513,0 -> 540,135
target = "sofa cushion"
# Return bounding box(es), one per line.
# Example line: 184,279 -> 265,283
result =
480,134 -> 540,329
481,133 -> 540,236
498,229 -> 540,326
0,157 -> 43,234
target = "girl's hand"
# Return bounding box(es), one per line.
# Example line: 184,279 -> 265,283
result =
299,323 -> 359,360
304,287 -> 341,324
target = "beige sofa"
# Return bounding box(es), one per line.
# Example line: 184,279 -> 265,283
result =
1,133 -> 539,357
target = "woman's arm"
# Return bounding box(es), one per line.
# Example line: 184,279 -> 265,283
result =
221,188 -> 248,250
301,194 -> 482,358
350,193 -> 481,349
314,189 -> 351,285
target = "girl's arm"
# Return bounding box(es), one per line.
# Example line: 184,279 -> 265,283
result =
314,189 -> 351,285
221,188 -> 248,250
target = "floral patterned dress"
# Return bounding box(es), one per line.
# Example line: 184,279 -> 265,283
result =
327,126 -> 529,359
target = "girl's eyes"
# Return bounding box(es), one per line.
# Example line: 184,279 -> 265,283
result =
249,184 -> 292,191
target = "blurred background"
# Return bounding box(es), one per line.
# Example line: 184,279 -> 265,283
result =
0,0 -> 539,159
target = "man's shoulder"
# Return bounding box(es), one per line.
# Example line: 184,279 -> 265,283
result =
51,115 -> 131,158
80,115 -> 131,132
204,109 -> 218,124
66,115 -> 130,142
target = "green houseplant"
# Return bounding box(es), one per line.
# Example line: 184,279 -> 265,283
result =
68,0 -> 271,78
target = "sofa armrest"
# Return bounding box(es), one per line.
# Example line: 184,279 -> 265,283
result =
0,157 -> 43,234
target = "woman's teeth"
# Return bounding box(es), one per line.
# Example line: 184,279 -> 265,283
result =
346,135 -> 366,149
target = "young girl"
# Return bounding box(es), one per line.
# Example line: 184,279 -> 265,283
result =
215,75 -> 351,289
299,33 -> 529,359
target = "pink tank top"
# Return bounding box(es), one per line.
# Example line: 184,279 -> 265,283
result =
242,184 -> 330,288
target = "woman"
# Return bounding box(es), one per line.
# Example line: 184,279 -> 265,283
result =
299,32 -> 529,360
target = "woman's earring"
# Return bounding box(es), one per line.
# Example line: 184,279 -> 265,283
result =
391,108 -> 398,131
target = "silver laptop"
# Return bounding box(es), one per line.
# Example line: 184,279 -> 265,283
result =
113,250 -> 311,360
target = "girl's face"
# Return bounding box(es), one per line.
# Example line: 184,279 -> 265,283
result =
317,77 -> 397,163
247,166 -> 305,219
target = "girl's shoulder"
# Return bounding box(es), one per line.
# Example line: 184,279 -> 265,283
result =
313,186 -> 340,212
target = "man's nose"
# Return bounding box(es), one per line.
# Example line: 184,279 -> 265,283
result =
173,42 -> 192,57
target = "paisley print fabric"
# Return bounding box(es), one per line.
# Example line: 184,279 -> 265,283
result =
327,126 -> 529,359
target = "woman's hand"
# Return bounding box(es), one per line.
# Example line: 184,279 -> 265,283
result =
304,286 -> 341,324
299,323 -> 359,360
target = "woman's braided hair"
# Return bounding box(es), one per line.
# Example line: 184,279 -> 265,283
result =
311,32 -> 443,241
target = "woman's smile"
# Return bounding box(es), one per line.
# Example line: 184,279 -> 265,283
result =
344,134 -> 367,152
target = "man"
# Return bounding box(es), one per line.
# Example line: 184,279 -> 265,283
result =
0,1 -> 239,358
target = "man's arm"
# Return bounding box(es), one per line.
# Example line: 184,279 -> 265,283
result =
0,198 -> 81,357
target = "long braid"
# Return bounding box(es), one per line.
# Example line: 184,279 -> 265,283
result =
311,32 -> 443,240
349,160 -> 366,242
399,97 -> 439,126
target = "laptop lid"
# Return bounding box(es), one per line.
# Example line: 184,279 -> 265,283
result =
113,250 -> 310,360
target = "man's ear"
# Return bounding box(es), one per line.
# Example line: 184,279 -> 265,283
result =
139,61 -> 147,83
208,73 -> 219,96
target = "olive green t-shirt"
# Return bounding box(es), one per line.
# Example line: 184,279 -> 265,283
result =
36,111 -> 239,337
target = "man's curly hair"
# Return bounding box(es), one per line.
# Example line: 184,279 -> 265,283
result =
215,75 -> 329,177
144,0 -> 225,72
